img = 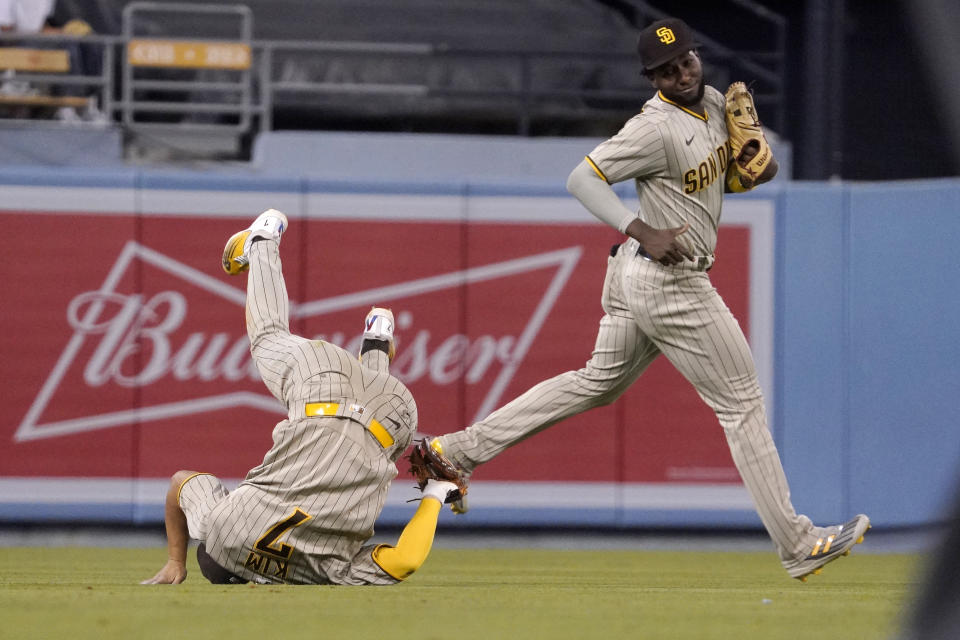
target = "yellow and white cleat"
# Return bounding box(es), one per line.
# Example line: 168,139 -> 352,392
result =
786,514 -> 871,581
221,209 -> 288,275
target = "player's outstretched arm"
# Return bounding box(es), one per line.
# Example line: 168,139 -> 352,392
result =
371,480 -> 459,581
140,471 -> 194,584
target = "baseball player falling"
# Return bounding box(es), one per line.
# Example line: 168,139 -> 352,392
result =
432,17 -> 869,582
141,210 -> 466,586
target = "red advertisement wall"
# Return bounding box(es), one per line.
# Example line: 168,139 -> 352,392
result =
2,211 -> 752,488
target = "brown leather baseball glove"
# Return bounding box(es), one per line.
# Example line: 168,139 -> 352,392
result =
407,439 -> 468,503
724,81 -> 776,191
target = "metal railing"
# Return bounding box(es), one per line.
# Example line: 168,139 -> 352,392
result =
0,33 -> 650,135
0,31 -> 114,118
256,41 -> 647,135
0,2 -> 787,152
121,2 -> 253,134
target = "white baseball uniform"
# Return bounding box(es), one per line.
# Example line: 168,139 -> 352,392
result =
438,86 -> 828,570
180,238 -> 417,585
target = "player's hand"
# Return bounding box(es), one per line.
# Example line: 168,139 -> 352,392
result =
627,219 -> 694,266
140,559 -> 187,584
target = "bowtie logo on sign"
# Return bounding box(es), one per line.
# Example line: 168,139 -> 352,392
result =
16,241 -> 581,442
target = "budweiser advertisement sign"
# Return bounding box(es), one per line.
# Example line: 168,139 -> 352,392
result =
1,206 -> 768,489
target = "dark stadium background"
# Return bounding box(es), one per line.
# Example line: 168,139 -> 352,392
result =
51,0 -> 957,181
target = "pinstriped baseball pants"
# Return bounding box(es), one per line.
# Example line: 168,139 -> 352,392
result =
441,246 -> 821,563
244,239 -> 309,406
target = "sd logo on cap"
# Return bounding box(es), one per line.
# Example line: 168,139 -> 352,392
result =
638,18 -> 700,71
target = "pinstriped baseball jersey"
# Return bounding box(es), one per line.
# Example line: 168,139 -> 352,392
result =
438,82 -> 833,570
184,239 -> 416,585
587,86 -> 731,257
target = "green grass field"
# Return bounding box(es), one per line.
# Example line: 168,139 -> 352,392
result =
0,547 -> 920,640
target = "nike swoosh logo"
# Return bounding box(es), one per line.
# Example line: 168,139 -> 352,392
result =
685,135 -> 695,145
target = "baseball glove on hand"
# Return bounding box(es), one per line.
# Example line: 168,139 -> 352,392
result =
407,439 -> 468,504
724,82 -> 775,191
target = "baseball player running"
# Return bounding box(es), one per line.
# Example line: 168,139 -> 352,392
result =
141,210 -> 466,586
433,18 -> 869,581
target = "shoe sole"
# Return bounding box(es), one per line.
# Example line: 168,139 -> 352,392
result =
222,230 -> 250,275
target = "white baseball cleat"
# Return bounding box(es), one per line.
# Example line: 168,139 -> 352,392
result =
785,514 -> 871,581
221,209 -> 289,275
362,307 -> 396,361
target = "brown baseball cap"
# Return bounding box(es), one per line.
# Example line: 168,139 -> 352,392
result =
637,18 -> 700,71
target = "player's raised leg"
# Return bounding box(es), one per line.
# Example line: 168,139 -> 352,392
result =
221,209 -> 306,401
437,310 -> 659,475
437,248 -> 656,477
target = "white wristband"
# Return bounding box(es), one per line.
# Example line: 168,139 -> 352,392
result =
422,479 -> 458,503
